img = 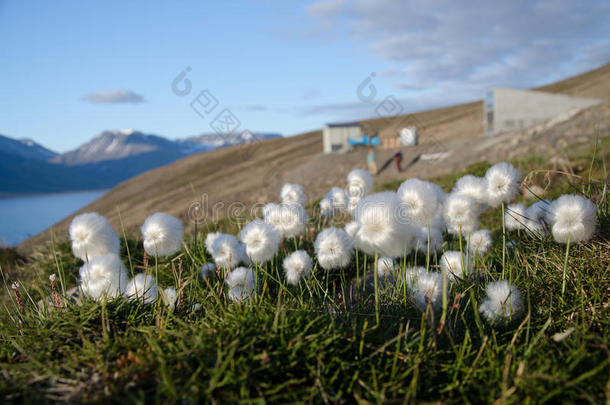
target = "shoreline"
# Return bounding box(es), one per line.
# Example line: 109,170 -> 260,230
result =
0,189 -> 109,199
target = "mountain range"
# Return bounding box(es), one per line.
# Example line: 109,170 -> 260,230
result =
0,130 -> 281,194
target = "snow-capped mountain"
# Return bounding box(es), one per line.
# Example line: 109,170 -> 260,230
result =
52,130 -> 184,166
0,134 -> 58,161
0,129 -> 283,193
180,132 -> 282,154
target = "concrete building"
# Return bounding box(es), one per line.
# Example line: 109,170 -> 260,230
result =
323,122 -> 362,153
485,88 -> 600,136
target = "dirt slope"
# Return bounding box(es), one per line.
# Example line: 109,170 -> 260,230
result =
19,63 -> 610,252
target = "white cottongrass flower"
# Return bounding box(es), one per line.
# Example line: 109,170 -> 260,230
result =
469,229 -> 492,256
125,273 -> 158,304
452,175 -> 489,207
548,194 -> 597,243
443,193 -> 480,235
353,192 -> 413,258
344,221 -> 360,238
347,196 -> 361,215
327,187 -> 349,213
319,197 -> 333,218
414,226 -> 444,253
204,232 -> 221,256
412,271 -> 444,311
479,280 -> 524,323
159,287 -> 178,311
283,250 -> 313,285
314,227 -> 354,270
226,266 -> 257,301
527,199 -> 551,223
200,262 -> 216,279
78,254 -> 128,301
402,266 -> 427,289
239,220 -> 280,264
141,212 -> 183,257
347,169 -> 373,198
69,212 -> 120,261
485,162 -> 522,207
49,273 -> 57,282
264,203 -> 308,238
377,257 -> 395,277
280,183 -> 306,206
211,234 -> 244,269
439,251 -> 472,281
524,200 -> 551,238
397,178 -> 446,227
505,203 -> 527,231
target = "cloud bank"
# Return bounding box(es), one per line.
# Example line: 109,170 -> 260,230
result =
306,0 -> 610,108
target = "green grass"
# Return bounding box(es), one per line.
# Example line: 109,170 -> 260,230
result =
1,139 -> 609,404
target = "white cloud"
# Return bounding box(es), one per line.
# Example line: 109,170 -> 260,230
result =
82,89 -> 145,104
307,0 -> 610,96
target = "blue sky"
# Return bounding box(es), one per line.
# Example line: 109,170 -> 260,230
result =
1,0 -> 608,153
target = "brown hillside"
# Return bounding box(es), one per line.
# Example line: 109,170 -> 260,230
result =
20,63 -> 610,252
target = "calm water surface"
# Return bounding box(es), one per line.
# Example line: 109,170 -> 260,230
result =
0,190 -> 107,246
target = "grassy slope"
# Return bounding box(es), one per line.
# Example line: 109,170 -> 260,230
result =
19,63 -> 610,253
1,137 -> 608,403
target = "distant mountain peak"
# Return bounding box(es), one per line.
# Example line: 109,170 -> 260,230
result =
0,130 -> 283,193
0,134 -> 57,161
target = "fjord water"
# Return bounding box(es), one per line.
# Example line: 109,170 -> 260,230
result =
0,190 -> 106,246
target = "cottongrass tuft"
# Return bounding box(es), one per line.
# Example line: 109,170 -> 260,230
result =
226,267 -> 257,301
211,234 -> 245,269
347,196 -> 361,215
264,203 -> 309,238
314,227 -> 354,270
327,187 -> 349,214
347,169 -> 374,198
280,183 -> 306,206
439,251 -> 472,281
469,229 -> 492,256
377,257 -> 395,277
505,203 -> 527,231
397,178 -> 446,227
141,212 -> 183,257
319,198 -> 333,218
204,232 -> 221,256
283,250 -> 313,285
414,226 -> 444,253
453,175 -> 489,207
402,266 -> 427,289
344,221 -> 360,238
125,273 -> 158,304
485,162 -> 521,207
524,200 -> 551,238
548,194 -> 597,243
160,287 -> 178,312
200,263 -> 216,279
443,193 -> 480,235
69,212 -> 120,261
353,192 -> 413,258
240,220 -> 280,264
412,271 -> 444,311
78,253 -> 128,301
479,280 -> 524,323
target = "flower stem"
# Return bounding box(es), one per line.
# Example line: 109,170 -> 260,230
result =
561,237 -> 571,298
502,202 -> 506,278
426,225 -> 431,272
374,251 -> 380,325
